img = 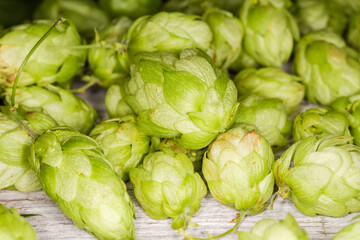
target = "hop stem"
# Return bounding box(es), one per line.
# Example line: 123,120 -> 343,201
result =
72,75 -> 100,94
184,211 -> 247,240
10,17 -> 65,109
9,18 -> 66,138
270,186 -> 291,211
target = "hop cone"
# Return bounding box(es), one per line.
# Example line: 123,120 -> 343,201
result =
150,137 -> 205,172
0,204 -> 37,240
89,115 -> 150,181
333,217 -> 360,240
229,48 -> 260,72
238,213 -> 309,240
331,93 -> 360,146
235,94 -> 292,150
234,67 -> 305,114
203,125 -> 274,215
29,127 -> 135,239
88,17 -> 133,88
34,0 -> 109,37
347,14 -> 360,51
163,0 -> 244,15
5,85 -> 97,134
124,48 -> 239,150
294,0 -> 348,35
105,82 -> 135,118
127,12 -> 213,60
0,108 -> 57,192
99,0 -> 162,19
273,136 -> 360,217
240,0 -> 299,67
0,20 -> 85,88
130,149 -> 207,230
203,8 -> 243,69
293,107 -> 351,142
0,0 -> 41,27
293,31 -> 360,105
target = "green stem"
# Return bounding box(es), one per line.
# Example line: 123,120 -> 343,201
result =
72,75 -> 100,94
50,44 -> 105,49
270,186 -> 291,211
50,42 -> 128,50
186,211 -> 247,240
21,214 -> 42,218
10,17 -> 65,109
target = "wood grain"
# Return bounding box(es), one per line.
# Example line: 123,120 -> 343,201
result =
0,187 -> 357,240
0,83 -> 355,240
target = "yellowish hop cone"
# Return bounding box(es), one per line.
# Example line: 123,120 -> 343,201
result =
203,125 -> 274,215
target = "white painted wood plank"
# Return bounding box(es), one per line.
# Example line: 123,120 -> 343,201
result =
0,187 -> 357,240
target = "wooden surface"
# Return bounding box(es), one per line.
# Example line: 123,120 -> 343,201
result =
0,84 -> 357,240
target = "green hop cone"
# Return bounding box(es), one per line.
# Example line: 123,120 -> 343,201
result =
234,67 -> 305,114
129,149 -> 207,230
162,0 -> 211,15
273,135 -> 360,217
333,216 -> 360,240
0,108 -> 57,192
293,107 -> 351,142
127,12 -> 213,60
124,48 -> 239,150
0,0 -> 41,27
331,93 -> 360,146
347,14 -> 360,52
5,85 -> 97,134
88,17 -> 133,88
203,125 -> 274,215
163,0 -> 244,15
240,0 -> 300,67
105,81 -> 134,118
235,95 -> 292,151
89,115 -> 150,181
229,48 -> 260,72
0,20 -> 86,88
293,30 -> 360,105
29,127 -> 135,239
150,137 -> 206,172
203,8 -> 243,69
294,0 -> 348,35
34,0 -> 109,37
99,0 -> 162,19
238,213 -> 309,240
0,204 -> 37,240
